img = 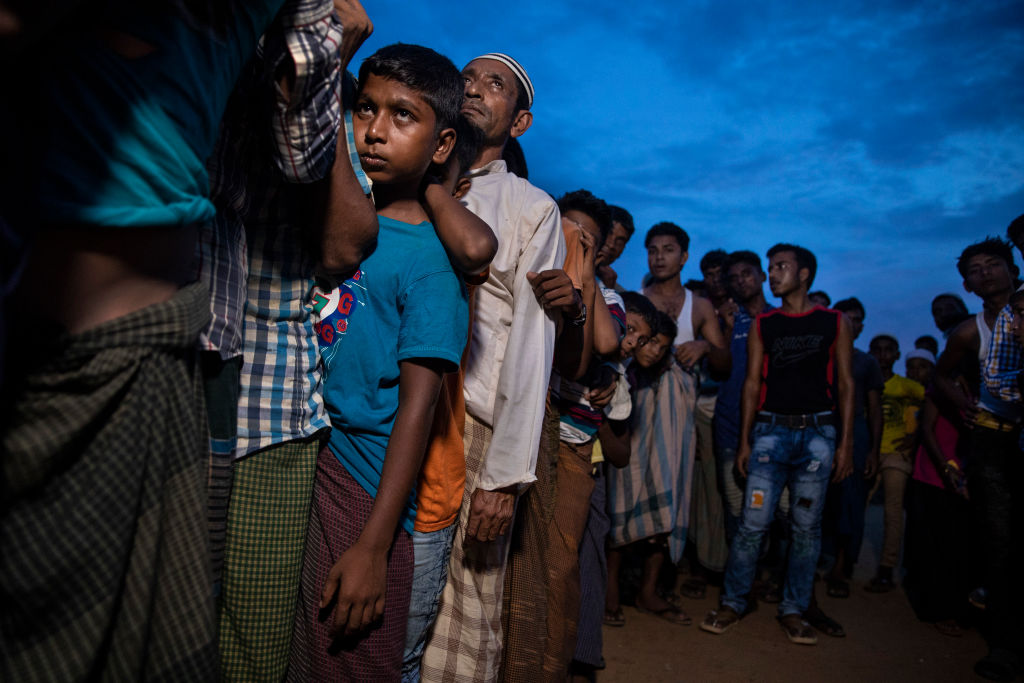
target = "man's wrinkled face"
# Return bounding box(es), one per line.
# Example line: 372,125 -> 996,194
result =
461,59 -> 520,144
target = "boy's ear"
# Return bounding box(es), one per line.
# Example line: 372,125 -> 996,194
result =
509,110 -> 533,139
453,176 -> 472,200
432,127 -> 456,165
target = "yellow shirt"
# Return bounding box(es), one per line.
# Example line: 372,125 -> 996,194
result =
880,374 -> 925,454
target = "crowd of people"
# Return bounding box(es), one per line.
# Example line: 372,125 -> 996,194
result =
0,1 -> 1021,682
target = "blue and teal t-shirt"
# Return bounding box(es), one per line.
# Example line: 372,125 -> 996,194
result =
314,216 -> 469,534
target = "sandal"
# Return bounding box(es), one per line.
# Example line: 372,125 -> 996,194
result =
779,614 -> 818,645
679,578 -> 707,600
699,605 -> 740,635
602,607 -> 625,627
804,605 -> 845,638
825,577 -> 850,599
635,600 -> 692,626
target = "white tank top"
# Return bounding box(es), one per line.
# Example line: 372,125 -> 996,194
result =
674,290 -> 695,345
976,311 -> 991,364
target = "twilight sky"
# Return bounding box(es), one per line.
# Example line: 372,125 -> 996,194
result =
360,0 -> 1024,367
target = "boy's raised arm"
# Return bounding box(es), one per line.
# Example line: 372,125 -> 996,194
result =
320,358 -> 446,635
423,181 -> 497,275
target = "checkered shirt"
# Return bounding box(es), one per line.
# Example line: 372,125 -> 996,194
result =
198,0 -> 369,457
983,304 -> 1023,403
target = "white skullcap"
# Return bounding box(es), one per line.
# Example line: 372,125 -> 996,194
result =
472,53 -> 534,108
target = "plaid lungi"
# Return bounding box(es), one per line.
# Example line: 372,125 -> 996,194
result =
288,446 -> 413,681
217,435 -> 320,682
422,414 -> 514,683
1,282 -> 216,683
502,433 -> 594,682
500,399 -> 559,681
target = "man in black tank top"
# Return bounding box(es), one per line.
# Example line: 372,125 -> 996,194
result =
700,243 -> 853,645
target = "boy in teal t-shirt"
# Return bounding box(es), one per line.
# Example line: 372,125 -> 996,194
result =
291,44 -> 472,679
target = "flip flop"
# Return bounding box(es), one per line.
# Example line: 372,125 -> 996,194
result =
804,606 -> 845,638
699,606 -> 740,635
779,614 -> 818,645
636,601 -> 692,626
602,607 -> 625,627
826,577 -> 850,599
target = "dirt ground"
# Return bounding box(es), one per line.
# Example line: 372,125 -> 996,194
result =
600,504 -> 996,683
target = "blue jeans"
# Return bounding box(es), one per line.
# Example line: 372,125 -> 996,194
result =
402,523 -> 457,683
721,416 -> 836,617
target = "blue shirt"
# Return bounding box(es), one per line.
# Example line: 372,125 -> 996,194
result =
317,216 -> 469,534
713,302 -> 773,450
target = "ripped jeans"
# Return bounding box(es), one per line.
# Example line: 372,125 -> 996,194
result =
721,414 -> 836,617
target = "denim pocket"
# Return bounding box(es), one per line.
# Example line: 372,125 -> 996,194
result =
811,422 -> 836,444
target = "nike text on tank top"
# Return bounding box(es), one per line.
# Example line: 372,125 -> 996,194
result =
757,307 -> 841,414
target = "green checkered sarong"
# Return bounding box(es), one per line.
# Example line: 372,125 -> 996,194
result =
217,437 -> 320,682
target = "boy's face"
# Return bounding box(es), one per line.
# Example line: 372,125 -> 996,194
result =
563,209 -> 602,264
354,74 -> 451,187
962,253 -> 1014,299
906,358 -> 934,386
767,250 -> 806,297
635,332 -> 671,369
869,338 -> 899,371
461,59 -> 521,144
727,261 -> 765,303
1010,298 -> 1024,346
620,311 -> 652,360
931,296 -> 964,332
646,235 -> 687,281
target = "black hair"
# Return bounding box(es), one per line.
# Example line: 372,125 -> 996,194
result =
513,79 -> 530,114
451,115 -> 484,177
644,222 -> 689,252
557,190 -> 612,246
619,291 -> 660,332
956,237 -> 1015,279
652,309 -> 678,341
502,137 -> 528,179
808,291 -> 831,306
727,250 -> 762,272
833,297 -> 865,317
608,206 -> 635,236
914,335 -> 939,356
1007,213 -> 1024,245
931,293 -> 968,312
700,249 -> 729,273
1010,288 -> 1024,305
358,44 -> 463,130
870,334 -> 899,348
767,243 -> 817,288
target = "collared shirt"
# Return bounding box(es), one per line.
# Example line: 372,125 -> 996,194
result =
983,304 -> 1023,404
203,0 -> 369,457
461,160 -> 565,490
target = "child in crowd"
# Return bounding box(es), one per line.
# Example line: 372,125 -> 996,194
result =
902,349 -> 971,636
867,334 -> 925,593
402,115 -> 494,682
606,304 -> 695,628
290,44 -> 472,680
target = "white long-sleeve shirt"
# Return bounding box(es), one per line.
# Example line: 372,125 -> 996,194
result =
461,160 -> 565,491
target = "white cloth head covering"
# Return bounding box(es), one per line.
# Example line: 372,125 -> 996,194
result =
472,53 -> 534,108
905,348 -> 936,365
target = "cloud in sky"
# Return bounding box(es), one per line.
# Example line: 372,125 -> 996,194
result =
362,0 -> 1024,358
